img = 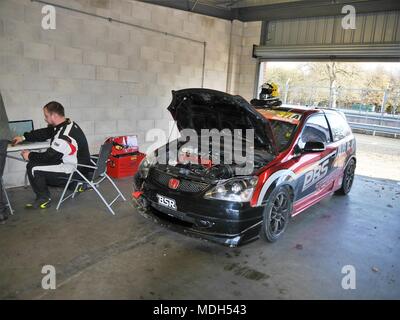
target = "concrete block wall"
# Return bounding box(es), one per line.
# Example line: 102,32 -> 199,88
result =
226,20 -> 243,96
237,21 -> 262,101
0,0 -> 261,187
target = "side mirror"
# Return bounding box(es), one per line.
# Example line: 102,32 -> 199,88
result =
293,144 -> 302,157
303,141 -> 325,152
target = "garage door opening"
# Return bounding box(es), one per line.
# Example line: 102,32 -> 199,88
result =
258,61 -> 400,115
258,60 -> 400,181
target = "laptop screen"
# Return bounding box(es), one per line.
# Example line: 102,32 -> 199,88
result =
9,120 -> 34,137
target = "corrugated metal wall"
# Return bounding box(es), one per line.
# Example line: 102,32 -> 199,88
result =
266,11 -> 400,46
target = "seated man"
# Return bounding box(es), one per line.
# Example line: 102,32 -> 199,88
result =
13,101 -> 91,209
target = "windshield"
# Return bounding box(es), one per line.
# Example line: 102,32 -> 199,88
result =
256,108 -> 302,152
270,120 -> 298,151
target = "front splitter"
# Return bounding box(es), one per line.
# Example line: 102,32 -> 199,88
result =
133,198 -> 262,247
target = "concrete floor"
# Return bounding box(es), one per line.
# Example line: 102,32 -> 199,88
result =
0,134 -> 399,299
354,133 -> 400,181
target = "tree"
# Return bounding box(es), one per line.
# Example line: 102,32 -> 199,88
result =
261,61 -> 398,113
306,61 -> 360,108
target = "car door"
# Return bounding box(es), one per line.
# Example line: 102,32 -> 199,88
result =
292,114 -> 337,207
324,111 -> 356,188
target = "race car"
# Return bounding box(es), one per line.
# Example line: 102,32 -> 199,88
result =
132,89 -> 356,247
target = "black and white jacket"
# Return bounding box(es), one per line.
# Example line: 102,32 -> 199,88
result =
25,119 -> 91,174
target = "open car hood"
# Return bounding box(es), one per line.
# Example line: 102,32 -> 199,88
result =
167,89 -> 276,152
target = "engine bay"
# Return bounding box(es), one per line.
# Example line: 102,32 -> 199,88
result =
154,139 -> 275,181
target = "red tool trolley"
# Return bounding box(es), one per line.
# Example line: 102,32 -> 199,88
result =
106,135 -> 145,179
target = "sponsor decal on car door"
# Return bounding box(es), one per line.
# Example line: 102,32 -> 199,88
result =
294,148 -> 337,201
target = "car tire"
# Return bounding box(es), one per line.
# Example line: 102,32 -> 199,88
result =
335,158 -> 356,196
260,185 -> 293,243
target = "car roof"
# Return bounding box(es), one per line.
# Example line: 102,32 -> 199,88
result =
253,105 -> 349,126
279,105 -> 319,114
256,105 -> 348,116
254,105 -> 320,117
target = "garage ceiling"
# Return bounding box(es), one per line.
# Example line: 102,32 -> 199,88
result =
137,0 -> 400,21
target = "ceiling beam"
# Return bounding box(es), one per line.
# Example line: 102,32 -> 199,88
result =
137,0 -> 232,20
137,0 -> 400,21
234,0 -> 400,21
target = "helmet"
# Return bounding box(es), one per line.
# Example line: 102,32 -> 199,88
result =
260,82 -> 279,99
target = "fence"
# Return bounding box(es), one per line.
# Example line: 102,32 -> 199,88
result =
282,85 -> 400,116
280,85 -> 400,137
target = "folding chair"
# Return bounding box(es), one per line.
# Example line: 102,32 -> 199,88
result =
56,142 -> 126,215
1,178 -> 14,215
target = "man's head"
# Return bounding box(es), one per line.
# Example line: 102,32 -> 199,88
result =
43,101 -> 65,126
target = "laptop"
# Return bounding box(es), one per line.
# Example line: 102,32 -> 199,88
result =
8,120 -> 34,145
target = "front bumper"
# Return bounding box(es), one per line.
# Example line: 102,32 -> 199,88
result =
134,173 -> 264,247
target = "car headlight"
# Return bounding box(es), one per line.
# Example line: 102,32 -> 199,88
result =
138,152 -> 157,178
204,176 -> 258,202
